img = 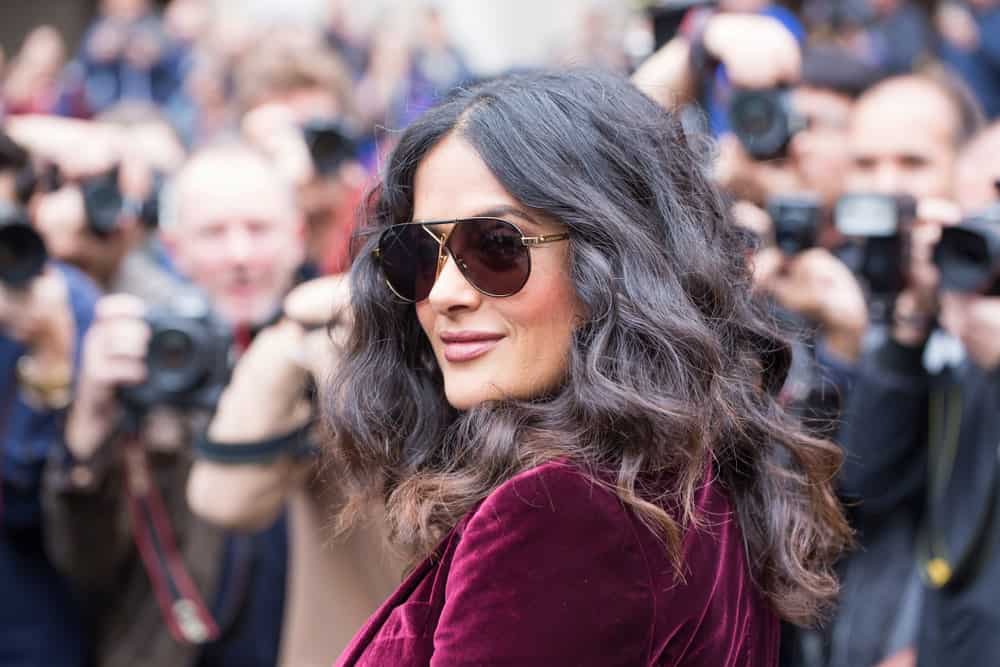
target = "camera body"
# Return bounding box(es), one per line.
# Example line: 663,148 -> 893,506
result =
30,163 -> 156,237
0,201 -> 47,287
835,193 -> 915,297
79,166 -> 125,237
934,203 -> 1000,296
301,119 -> 358,176
647,0 -> 718,49
729,88 -> 807,161
767,194 -> 822,255
118,291 -> 233,414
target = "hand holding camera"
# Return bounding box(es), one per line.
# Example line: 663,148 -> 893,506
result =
67,290 -> 231,460
66,294 -> 150,460
762,248 -> 869,362
0,204 -> 75,408
208,275 -> 350,445
632,13 -> 800,111
701,15 -> 801,91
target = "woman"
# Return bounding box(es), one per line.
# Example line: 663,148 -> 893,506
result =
326,69 -> 851,666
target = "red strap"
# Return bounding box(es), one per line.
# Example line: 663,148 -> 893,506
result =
234,326 -> 252,355
122,438 -> 219,645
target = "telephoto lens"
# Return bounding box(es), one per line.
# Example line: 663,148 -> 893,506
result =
935,203 -> 1000,296
0,201 -> 47,288
728,88 -> 806,161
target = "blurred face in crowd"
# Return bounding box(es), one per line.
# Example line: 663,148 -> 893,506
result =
788,86 -> 853,208
412,135 -> 579,410
33,181 -> 136,287
847,78 -> 961,291
165,147 -> 305,328
101,0 -> 150,21
954,125 -> 1000,215
846,78 -> 959,200
940,291 -> 1000,370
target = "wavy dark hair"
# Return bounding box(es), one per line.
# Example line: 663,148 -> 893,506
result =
325,69 -> 851,626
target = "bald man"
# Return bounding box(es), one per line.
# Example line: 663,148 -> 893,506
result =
44,142 -> 307,667
162,142 -> 307,330
824,74 -> 984,667
846,74 -> 981,200
835,75 -> 997,667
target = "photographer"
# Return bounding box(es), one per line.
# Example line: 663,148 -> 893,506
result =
632,2 -> 803,117
234,31 -> 367,274
0,134 -> 99,666
8,108 -> 182,295
718,46 -> 884,214
834,74 -> 985,667
71,0 -> 182,115
722,46 -> 885,405
41,142 -> 303,667
839,120 -> 1000,666
186,275 -> 404,667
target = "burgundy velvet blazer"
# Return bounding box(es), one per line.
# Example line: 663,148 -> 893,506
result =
334,461 -> 779,666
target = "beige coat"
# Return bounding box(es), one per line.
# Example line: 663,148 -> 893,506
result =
187,456 -> 404,667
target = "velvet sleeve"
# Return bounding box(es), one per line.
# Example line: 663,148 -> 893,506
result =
431,463 -> 654,666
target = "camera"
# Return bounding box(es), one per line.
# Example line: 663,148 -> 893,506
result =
0,201 -> 47,287
301,119 -> 358,176
80,166 -> 125,237
118,290 -> 233,414
24,163 -> 126,237
729,88 -> 807,161
121,170 -> 164,230
647,0 -> 717,49
835,193 -> 915,296
767,194 -> 821,255
934,203 -> 1000,296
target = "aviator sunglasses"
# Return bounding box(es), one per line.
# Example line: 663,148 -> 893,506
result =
374,217 -> 569,303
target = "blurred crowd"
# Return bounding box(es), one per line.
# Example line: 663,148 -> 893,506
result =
0,0 -> 998,666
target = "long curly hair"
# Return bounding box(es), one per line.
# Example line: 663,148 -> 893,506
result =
325,69 -> 852,626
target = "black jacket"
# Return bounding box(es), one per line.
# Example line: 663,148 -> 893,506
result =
839,337 -> 1000,667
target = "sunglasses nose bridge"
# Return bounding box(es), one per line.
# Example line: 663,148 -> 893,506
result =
420,224 -> 450,279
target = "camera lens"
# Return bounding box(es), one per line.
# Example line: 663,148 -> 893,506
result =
735,96 -> 776,137
729,90 -> 792,160
0,218 -> 47,287
936,223 -> 997,293
151,329 -> 195,371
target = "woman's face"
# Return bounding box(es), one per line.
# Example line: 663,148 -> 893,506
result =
412,134 -> 580,410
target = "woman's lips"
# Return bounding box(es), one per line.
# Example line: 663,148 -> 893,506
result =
439,332 -> 505,363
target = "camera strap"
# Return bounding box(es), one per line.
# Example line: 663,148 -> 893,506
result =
0,366 -> 15,523
121,434 -> 220,645
918,382 -> 1000,590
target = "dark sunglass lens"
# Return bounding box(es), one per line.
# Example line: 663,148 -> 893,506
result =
449,219 -> 530,296
378,225 -> 440,301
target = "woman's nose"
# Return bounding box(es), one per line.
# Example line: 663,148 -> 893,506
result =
426,251 -> 481,314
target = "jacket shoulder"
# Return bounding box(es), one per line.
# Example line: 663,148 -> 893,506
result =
434,461 -> 657,664
475,460 -> 618,518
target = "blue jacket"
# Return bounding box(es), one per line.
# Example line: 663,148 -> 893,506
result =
941,7 -> 1000,119
0,264 -> 99,667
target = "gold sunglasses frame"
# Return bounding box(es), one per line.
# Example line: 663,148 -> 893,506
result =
372,217 -> 569,302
